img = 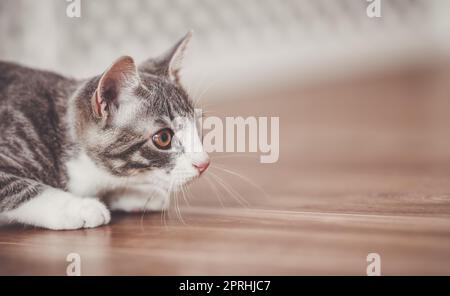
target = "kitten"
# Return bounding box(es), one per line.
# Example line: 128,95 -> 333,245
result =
0,32 -> 210,230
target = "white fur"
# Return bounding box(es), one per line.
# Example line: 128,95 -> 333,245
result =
66,152 -> 127,197
66,151 -> 171,213
112,92 -> 142,128
173,119 -> 209,181
107,185 -> 169,212
2,187 -> 110,230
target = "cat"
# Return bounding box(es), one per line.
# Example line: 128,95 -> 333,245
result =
0,32 -> 210,230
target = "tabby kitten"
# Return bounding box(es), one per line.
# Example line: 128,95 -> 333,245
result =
0,32 -> 210,230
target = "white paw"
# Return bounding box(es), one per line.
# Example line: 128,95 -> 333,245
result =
60,198 -> 111,230
2,188 -> 111,231
78,199 -> 111,228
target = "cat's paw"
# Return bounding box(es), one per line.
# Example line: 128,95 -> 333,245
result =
60,198 -> 111,230
78,198 -> 111,228
2,188 -> 111,230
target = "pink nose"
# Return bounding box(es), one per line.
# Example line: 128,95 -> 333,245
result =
193,160 -> 210,175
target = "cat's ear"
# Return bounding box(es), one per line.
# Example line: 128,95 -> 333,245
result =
92,56 -> 139,119
139,31 -> 192,83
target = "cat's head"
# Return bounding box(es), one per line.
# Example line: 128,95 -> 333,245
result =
74,32 -> 209,192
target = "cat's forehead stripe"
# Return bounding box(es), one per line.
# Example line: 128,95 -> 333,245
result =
137,75 -> 194,118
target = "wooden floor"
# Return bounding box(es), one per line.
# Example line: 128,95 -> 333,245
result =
1,65 -> 450,275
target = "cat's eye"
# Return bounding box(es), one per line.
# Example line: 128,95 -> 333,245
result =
152,128 -> 173,150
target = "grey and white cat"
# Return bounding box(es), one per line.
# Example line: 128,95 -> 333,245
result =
0,32 -> 210,230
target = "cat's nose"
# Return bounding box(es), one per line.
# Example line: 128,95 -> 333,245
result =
193,160 -> 210,175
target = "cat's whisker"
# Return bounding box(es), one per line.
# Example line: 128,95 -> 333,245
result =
210,164 -> 270,201
211,154 -> 260,160
193,77 -> 221,113
180,189 -> 190,225
167,176 -> 184,225
159,196 -> 164,227
162,178 -> 177,229
161,192 -> 170,229
180,184 -> 191,207
208,171 -> 250,207
173,189 -> 179,223
192,70 -> 213,104
162,206 -> 168,229
204,174 -> 225,208
139,193 -> 158,232
174,189 -> 186,225
184,184 -> 196,204
190,72 -> 207,106
195,79 -> 217,107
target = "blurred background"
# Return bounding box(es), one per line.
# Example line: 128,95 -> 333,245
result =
1,0 -> 450,275
0,0 -> 449,95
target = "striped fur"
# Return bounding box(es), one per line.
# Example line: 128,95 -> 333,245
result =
0,33 -> 208,229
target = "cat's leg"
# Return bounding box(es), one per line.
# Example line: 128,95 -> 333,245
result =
3,188 -> 111,230
106,185 -> 170,213
1,174 -> 110,230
